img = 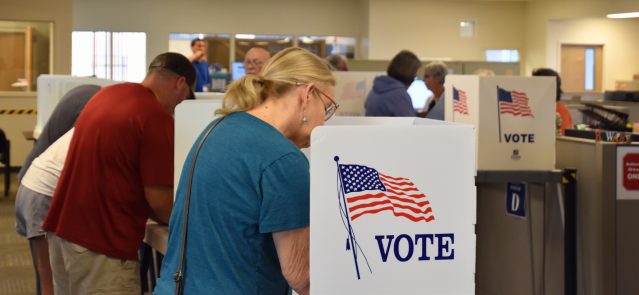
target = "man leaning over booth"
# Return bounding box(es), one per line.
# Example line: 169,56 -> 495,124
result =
41,52 -> 195,295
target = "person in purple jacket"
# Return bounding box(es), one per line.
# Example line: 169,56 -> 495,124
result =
364,50 -> 421,117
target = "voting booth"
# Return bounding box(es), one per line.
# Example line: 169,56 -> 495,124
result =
332,71 -> 379,117
174,100 -> 222,195
35,75 -> 118,139
193,92 -> 225,100
444,75 -> 556,170
174,102 -> 478,294
309,118 -> 477,295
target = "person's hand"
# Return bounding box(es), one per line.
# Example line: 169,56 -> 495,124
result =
188,51 -> 205,62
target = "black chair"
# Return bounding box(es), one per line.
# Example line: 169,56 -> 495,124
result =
0,129 -> 10,196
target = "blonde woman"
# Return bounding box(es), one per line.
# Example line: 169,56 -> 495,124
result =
154,47 -> 337,295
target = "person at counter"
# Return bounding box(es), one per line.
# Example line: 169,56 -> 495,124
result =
15,129 -> 76,295
153,47 -> 336,295
364,50 -> 421,117
15,84 -> 100,295
326,54 -> 348,71
423,61 -> 448,120
244,47 -> 271,75
42,53 -> 195,295
187,38 -> 209,93
533,68 -> 572,135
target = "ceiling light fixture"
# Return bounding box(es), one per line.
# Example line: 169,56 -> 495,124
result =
236,34 -> 256,39
607,12 -> 639,18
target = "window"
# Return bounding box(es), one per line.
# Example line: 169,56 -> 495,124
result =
584,48 -> 595,91
72,31 -> 146,83
169,33 -> 231,70
485,49 -> 519,63
234,34 -> 293,62
297,36 -> 356,58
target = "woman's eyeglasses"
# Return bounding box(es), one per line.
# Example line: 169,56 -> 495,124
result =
296,82 -> 339,121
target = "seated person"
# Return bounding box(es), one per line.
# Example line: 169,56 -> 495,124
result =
533,68 -> 572,135
364,50 -> 421,117
244,47 -> 271,75
473,68 -> 495,76
423,61 -> 448,120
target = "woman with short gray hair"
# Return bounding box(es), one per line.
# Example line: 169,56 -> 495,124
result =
423,61 -> 448,120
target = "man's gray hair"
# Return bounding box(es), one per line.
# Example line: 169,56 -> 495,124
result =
424,61 -> 448,84
326,55 -> 346,71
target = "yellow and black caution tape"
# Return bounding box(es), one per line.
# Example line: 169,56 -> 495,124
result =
0,109 -> 37,115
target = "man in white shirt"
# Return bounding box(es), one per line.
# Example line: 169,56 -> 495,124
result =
15,128 -> 75,295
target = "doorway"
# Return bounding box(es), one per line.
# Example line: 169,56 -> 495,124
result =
560,44 -> 603,93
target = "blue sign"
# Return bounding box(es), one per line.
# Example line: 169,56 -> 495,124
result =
506,182 -> 526,218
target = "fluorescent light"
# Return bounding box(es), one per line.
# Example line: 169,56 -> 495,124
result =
236,34 -> 256,39
607,12 -> 639,18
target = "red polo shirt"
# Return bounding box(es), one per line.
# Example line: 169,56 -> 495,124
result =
42,83 -> 174,260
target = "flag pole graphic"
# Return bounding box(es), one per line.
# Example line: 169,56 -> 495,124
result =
497,86 -> 502,143
452,86 -> 455,122
335,156 -> 361,280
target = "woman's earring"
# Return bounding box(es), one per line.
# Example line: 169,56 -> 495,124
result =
303,109 -> 307,122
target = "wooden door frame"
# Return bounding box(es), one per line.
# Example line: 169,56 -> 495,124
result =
557,42 -> 605,93
0,27 -> 29,86
555,42 -> 604,73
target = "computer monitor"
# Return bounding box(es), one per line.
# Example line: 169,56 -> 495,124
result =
232,61 -> 246,81
407,79 -> 433,110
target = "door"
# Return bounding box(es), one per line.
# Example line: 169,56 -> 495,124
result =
0,32 -> 26,91
561,45 -> 603,93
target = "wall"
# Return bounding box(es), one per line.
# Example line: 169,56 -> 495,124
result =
73,0 -> 364,67
546,17 -> 639,91
524,0 -> 639,77
367,0 -> 526,63
0,0 -> 73,167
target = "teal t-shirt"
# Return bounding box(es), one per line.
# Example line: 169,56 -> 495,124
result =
154,112 -> 310,295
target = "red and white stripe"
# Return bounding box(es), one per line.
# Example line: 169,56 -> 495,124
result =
454,90 -> 469,115
345,173 -> 435,222
500,90 -> 534,118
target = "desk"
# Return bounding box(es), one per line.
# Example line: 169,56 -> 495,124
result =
141,222 -> 168,293
475,170 -> 564,295
144,223 -> 168,255
22,130 -> 35,141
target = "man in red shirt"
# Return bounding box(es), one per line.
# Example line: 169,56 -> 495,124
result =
42,52 -> 195,295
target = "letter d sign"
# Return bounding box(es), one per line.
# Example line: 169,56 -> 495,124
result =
511,193 -> 519,211
506,182 -> 526,218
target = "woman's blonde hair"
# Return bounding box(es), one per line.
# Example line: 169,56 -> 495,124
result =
216,47 -> 336,117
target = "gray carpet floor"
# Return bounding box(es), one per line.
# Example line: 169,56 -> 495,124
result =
0,173 -> 37,295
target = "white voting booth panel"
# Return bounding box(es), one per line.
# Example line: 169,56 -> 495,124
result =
174,99 -> 223,195
445,75 -> 556,170
35,75 -> 119,139
194,92 -> 225,100
310,118 -> 476,294
333,71 -> 378,117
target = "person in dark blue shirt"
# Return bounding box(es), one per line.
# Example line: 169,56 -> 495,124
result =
364,50 -> 421,117
187,39 -> 210,94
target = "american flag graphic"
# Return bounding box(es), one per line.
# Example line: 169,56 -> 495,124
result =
453,86 -> 469,115
338,164 -> 434,222
497,86 -> 534,118
340,80 -> 366,101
